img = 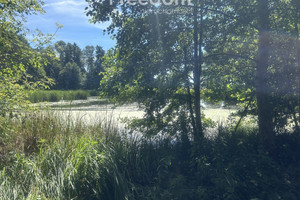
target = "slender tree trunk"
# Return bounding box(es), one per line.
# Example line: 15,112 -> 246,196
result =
298,39 -> 300,131
198,5 -> 204,134
295,23 -> 300,129
184,48 -> 197,136
193,4 -> 203,143
256,0 -> 275,150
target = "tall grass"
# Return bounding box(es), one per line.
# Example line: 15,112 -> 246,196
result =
0,112 -> 299,199
0,112 -> 126,200
28,90 -> 98,103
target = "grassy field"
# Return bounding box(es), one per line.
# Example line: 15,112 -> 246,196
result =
0,112 -> 299,200
28,90 -> 99,103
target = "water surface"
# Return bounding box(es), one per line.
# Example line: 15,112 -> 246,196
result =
44,97 -> 238,127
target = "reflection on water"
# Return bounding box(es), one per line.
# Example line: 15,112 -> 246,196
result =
46,97 -> 238,127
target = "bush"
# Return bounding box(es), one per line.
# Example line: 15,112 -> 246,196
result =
28,90 -> 90,103
89,90 -> 99,96
49,91 -> 60,102
74,90 -> 89,100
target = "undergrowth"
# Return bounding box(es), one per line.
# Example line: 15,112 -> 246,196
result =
28,90 -> 98,103
0,113 -> 299,199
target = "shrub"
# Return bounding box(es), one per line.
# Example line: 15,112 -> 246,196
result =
28,90 -> 90,103
74,90 -> 89,100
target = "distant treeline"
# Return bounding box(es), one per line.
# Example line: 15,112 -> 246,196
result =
27,41 -> 105,90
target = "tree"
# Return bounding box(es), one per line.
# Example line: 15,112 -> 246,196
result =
54,41 -> 87,89
86,0 -> 228,140
209,0 -> 300,148
205,0 -> 299,148
58,62 -> 82,90
255,0 -> 274,149
84,45 -> 105,89
72,43 -> 85,73
55,41 -> 85,72
83,45 -> 95,72
0,0 -> 52,115
86,0 -> 300,147
43,46 -> 62,89
55,41 -> 67,64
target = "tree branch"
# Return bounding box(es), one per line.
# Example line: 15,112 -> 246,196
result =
203,52 -> 256,62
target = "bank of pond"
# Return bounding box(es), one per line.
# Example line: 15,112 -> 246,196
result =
0,112 -> 299,200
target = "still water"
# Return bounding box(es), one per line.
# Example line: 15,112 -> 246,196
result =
43,97 -> 238,128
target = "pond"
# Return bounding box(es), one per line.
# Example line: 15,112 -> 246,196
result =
40,97 -> 238,129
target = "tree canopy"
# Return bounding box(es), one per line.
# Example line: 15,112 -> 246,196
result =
0,0 -> 51,114
86,0 -> 300,150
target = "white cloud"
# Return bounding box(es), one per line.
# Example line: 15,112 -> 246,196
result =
45,0 -> 86,7
25,0 -> 116,50
45,0 -> 87,18
43,0 -> 110,30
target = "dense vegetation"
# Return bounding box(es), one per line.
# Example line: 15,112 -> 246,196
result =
27,41 -> 105,91
86,0 -> 300,149
28,90 -> 97,103
1,0 -> 300,199
0,113 -> 299,199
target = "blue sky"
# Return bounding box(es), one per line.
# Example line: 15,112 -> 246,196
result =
26,0 -> 116,50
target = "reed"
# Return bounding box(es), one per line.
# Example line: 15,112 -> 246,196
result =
28,90 -> 93,103
0,112 -> 299,199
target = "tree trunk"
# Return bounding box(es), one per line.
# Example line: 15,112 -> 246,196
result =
295,23 -> 300,130
256,0 -> 275,150
193,4 -> 203,143
198,5 -> 204,135
298,38 -> 300,131
184,48 -> 197,136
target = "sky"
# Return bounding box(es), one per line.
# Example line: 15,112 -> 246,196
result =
26,0 -> 116,50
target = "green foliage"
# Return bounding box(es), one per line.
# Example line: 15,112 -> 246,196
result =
1,0 -> 300,198
1,113 -> 299,199
28,90 -> 91,103
0,0 -> 55,116
55,42 -> 84,72
86,0 -> 300,143
49,41 -> 105,90
84,45 -> 105,90
0,112 -> 124,199
58,62 -> 83,90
